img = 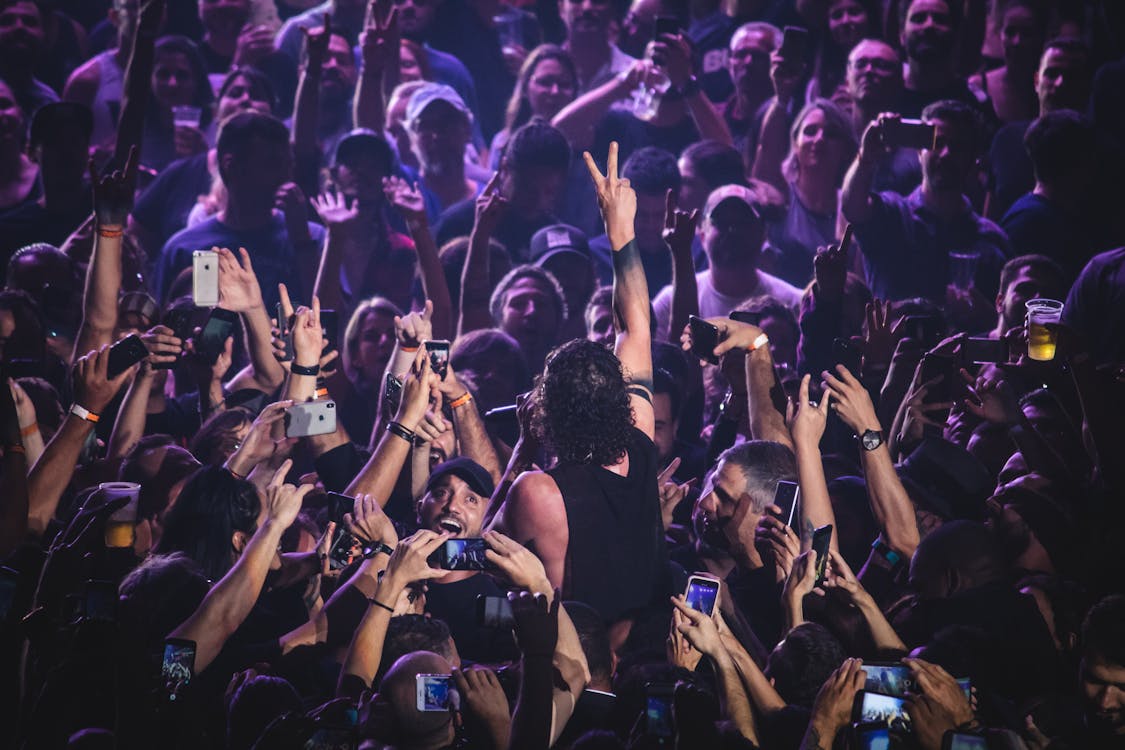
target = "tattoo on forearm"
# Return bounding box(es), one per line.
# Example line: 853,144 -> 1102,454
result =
803,518 -> 815,546
801,726 -> 826,750
612,240 -> 641,274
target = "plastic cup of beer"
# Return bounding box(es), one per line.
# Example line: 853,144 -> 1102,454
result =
172,105 -> 202,129
949,251 -> 979,291
100,482 -> 141,548
1025,299 -> 1063,361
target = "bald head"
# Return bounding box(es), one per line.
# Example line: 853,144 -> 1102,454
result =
381,651 -> 455,747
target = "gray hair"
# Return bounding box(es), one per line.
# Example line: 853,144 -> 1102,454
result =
713,440 -> 797,514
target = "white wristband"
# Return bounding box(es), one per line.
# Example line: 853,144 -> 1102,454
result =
70,403 -> 100,423
748,333 -> 770,352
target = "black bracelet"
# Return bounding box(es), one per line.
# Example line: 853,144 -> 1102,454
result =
386,421 -> 415,443
369,597 -> 394,613
291,362 -> 320,376
364,541 -> 395,559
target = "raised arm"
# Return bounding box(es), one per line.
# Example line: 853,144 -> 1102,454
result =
822,549 -> 906,654
585,142 -> 654,438
822,365 -> 920,558
787,374 -> 839,552
311,190 -> 362,314
663,190 -> 700,344
169,462 -> 308,672
750,51 -> 803,196
114,0 -> 163,161
108,328 -> 180,459
436,364 -> 501,484
551,63 -> 644,152
292,17 -> 331,157
0,382 -> 28,557
841,115 -> 893,225
73,149 -> 138,361
383,177 -> 453,339
658,34 -> 732,146
458,176 -> 507,338
218,248 -> 287,394
353,3 -> 399,131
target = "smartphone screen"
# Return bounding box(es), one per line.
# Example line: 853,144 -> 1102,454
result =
476,594 -> 515,628
962,337 -> 1006,364
199,308 -> 237,364
645,684 -> 675,738
328,530 -> 362,571
863,664 -> 914,698
684,576 -> 719,616
855,726 -> 891,750
689,316 -> 720,365
162,638 -> 196,702
425,340 -> 450,379
812,524 -> 832,584
773,480 -> 800,529
416,674 -> 453,711
430,538 -> 491,571
855,691 -> 911,731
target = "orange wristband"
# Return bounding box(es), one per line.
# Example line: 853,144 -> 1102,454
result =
97,226 -> 124,239
20,423 -> 38,437
400,345 -> 419,353
449,392 -> 473,409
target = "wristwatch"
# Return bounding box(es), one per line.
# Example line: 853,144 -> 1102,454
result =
860,429 -> 883,451
363,541 -> 395,559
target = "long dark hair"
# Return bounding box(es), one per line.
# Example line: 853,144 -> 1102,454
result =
151,35 -> 215,126
503,44 -> 577,134
154,465 -> 260,582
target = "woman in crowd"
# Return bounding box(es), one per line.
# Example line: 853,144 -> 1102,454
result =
488,44 -> 577,169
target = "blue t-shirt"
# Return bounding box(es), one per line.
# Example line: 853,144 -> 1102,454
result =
855,188 -> 1009,302
155,213 -> 326,308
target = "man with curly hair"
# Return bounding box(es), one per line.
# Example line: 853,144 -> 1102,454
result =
490,142 -> 665,624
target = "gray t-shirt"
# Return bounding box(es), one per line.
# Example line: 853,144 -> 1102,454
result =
652,269 -> 802,341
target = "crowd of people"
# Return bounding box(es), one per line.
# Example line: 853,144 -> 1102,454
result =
1,0 -> 1124,748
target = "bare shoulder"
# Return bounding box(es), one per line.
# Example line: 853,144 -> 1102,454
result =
63,57 -> 101,103
509,470 -> 564,509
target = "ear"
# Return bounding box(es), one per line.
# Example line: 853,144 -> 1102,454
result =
995,291 -> 1003,315
218,151 -> 235,182
232,529 -> 249,555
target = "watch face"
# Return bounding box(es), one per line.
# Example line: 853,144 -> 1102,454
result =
862,431 -> 882,450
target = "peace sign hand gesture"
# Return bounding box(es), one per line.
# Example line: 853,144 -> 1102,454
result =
583,142 -> 636,251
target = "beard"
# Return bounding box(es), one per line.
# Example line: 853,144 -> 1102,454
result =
905,31 -> 954,64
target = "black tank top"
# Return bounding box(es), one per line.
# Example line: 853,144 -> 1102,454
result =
547,427 -> 666,622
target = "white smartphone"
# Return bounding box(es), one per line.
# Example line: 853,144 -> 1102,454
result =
416,673 -> 454,712
192,250 -> 219,307
284,400 -> 337,438
684,574 -> 720,617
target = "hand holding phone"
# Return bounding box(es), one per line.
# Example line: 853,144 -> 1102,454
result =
689,315 -> 720,365
424,340 -> 450,380
107,335 -> 149,379
198,308 -> 238,365
192,250 -> 219,307
284,400 -> 337,438
428,538 -> 492,571
883,118 -> 936,150
416,674 -> 456,711
811,524 -> 832,585
684,575 -> 719,617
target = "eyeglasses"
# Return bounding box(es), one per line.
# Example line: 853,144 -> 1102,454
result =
849,57 -> 897,72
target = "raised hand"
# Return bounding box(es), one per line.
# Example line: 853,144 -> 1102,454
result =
139,324 -> 182,369
234,24 -> 275,67
662,188 -> 699,258
291,297 -> 325,368
680,316 -> 763,361
383,529 -> 452,587
509,590 -> 559,658
769,49 -> 804,102
859,113 -> 898,163
394,348 -> 442,431
227,399 -> 293,476
583,142 -> 636,251
345,493 -> 398,547
483,530 -> 552,597
360,4 -> 400,72
452,666 -> 510,740
275,182 -> 310,239
755,510 -> 799,583
961,370 -> 1020,425
807,658 -> 866,740
787,373 -> 831,447
472,173 -> 508,238
652,32 -> 693,88
813,244 -> 847,302
72,345 -> 136,414
668,606 -> 704,671
897,372 -> 954,448
89,145 -> 138,226
859,299 -> 904,374
903,659 -> 974,750
394,299 -> 434,349
382,176 -> 426,223
783,549 -> 821,605
217,247 -> 264,313
312,190 -> 362,232
657,457 -> 693,531
821,364 -> 881,435
670,595 -> 724,658
301,14 -> 333,68
821,548 -> 869,605
264,460 -> 311,529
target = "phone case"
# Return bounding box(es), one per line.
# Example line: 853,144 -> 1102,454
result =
107,335 -> 149,378
285,400 -> 337,438
689,316 -> 720,365
192,251 -> 219,307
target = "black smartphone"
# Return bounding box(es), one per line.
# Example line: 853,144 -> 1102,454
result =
838,223 -> 855,256
428,538 -> 492,571
5,357 -> 44,379
689,315 -> 720,365
811,524 -> 832,585
919,352 -> 956,404
384,373 -> 403,413
863,663 -> 915,698
199,308 -> 238,364
321,309 -> 339,371
83,579 -> 118,623
779,25 -> 809,61
476,594 -> 515,628
884,118 -> 937,150
162,637 -> 196,702
325,492 -> 354,525
853,723 -> 891,750
962,337 -> 1007,364
852,691 -> 911,731
425,340 -> 450,380
901,315 -> 943,350
644,682 -> 675,740
833,337 -> 863,378
942,733 -> 987,750
773,480 -> 800,529
275,302 -> 294,363
156,308 -> 193,370
107,334 -> 149,378
654,15 -> 680,38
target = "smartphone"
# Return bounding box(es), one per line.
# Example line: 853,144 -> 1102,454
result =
684,575 -> 720,617
962,337 -> 1007,364
425,340 -> 450,380
853,691 -> 911,731
416,674 -> 454,712
838,223 -> 855,256
162,637 -> 196,702
155,309 -> 192,370
854,724 -> 891,750
326,492 -> 354,525
773,480 -> 800,529
644,682 -> 675,739
106,334 -> 149,378
884,118 -> 937,150
779,25 -> 809,61
284,400 -> 337,438
321,309 -> 339,363
304,727 -> 358,750
192,250 -> 219,307
863,663 -> 914,698
328,530 -> 362,571
942,732 -> 988,750
689,315 -> 720,365
383,373 -> 403,413
476,594 -> 515,628
833,337 -> 863,378
901,314 -> 943,350
957,677 -> 971,700
275,302 -> 293,363
811,524 -> 832,585
199,307 -> 238,365
428,538 -> 492,571
654,15 -> 681,38
919,352 -> 956,404
5,357 -> 44,379
83,579 -> 118,623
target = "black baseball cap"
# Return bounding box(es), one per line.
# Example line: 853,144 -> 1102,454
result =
425,457 -> 495,498
529,224 -> 591,266
332,128 -> 394,172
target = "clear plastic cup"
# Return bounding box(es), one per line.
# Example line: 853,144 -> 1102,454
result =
1025,298 -> 1064,361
